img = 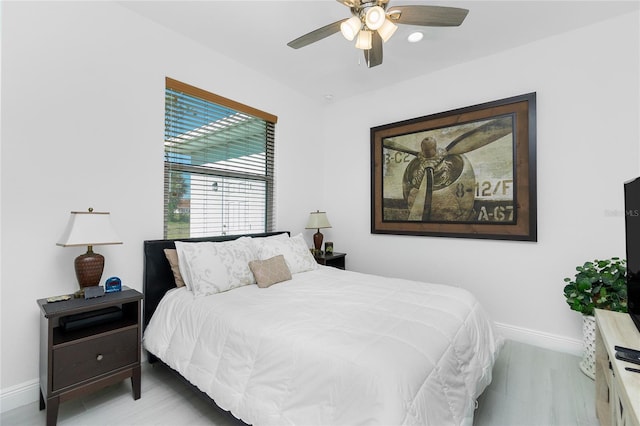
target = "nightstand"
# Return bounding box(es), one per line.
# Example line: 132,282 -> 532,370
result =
37,287 -> 143,426
314,252 -> 346,270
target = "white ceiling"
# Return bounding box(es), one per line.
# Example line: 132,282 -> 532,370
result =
118,1 -> 639,102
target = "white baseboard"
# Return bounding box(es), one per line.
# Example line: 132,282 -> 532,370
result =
0,379 -> 39,414
1,327 -> 584,414
495,321 -> 584,356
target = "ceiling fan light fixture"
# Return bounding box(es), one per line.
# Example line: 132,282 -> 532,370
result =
377,18 -> 397,42
340,16 -> 362,41
355,30 -> 372,50
287,3 -> 469,67
364,6 -> 385,30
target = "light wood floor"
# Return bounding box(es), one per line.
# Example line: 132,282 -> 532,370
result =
2,340 -> 598,426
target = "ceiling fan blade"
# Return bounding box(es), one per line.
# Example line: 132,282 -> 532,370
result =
387,5 -> 469,27
364,31 -> 383,68
287,19 -> 346,49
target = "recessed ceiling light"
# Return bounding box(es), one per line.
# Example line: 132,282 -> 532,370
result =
407,31 -> 424,43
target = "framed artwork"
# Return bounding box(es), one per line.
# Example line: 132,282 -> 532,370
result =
371,93 -> 537,241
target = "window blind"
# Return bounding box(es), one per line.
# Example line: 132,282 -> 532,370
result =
164,78 -> 276,239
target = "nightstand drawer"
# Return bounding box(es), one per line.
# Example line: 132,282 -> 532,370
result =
52,328 -> 137,391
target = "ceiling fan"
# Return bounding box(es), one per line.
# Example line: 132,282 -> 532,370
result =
287,0 -> 469,68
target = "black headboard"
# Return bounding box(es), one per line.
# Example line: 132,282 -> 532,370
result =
143,231 -> 287,329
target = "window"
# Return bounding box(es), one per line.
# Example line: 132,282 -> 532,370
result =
164,77 -> 277,238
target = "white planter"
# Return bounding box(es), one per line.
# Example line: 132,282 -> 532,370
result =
579,314 -> 596,380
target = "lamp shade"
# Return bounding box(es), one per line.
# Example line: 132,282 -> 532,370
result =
340,16 -> 361,41
305,211 -> 332,230
377,18 -> 398,42
355,30 -> 373,50
365,6 -> 385,31
57,210 -> 122,247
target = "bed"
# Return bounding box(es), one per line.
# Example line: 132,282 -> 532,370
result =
142,231 -> 503,426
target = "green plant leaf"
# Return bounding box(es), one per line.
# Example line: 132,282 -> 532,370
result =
562,257 -> 628,314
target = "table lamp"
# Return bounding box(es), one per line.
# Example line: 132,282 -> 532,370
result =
57,208 -> 122,295
305,210 -> 332,252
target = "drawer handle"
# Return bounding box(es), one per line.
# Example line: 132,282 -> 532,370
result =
96,354 -> 104,362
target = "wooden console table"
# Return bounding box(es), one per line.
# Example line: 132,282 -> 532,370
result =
595,309 -> 640,426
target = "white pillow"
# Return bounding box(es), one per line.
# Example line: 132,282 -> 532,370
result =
253,233 -> 318,274
174,242 -> 195,291
252,232 -> 289,241
174,237 -> 257,296
251,232 -> 288,257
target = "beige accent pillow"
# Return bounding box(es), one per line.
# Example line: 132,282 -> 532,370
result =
249,255 -> 292,288
164,249 -> 186,288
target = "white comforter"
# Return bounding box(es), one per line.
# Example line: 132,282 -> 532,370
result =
144,266 -> 502,426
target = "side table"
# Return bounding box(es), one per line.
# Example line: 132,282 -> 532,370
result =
37,287 -> 143,426
314,252 -> 346,270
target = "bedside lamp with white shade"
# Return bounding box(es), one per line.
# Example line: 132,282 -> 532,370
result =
305,210 -> 332,252
57,208 -> 122,295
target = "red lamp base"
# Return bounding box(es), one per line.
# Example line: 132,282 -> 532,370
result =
313,230 -> 324,251
74,246 -> 104,289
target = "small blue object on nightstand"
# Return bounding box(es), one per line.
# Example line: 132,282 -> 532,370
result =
105,276 -> 122,293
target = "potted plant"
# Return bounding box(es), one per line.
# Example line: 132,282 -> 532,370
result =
563,257 -> 627,379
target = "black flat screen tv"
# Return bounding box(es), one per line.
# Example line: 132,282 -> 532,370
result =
624,177 -> 640,333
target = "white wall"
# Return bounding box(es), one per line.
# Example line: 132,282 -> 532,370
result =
0,1 -> 325,410
321,11 -> 640,351
1,0 -> 639,413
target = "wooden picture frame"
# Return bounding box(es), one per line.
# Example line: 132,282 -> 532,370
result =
371,93 -> 537,241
